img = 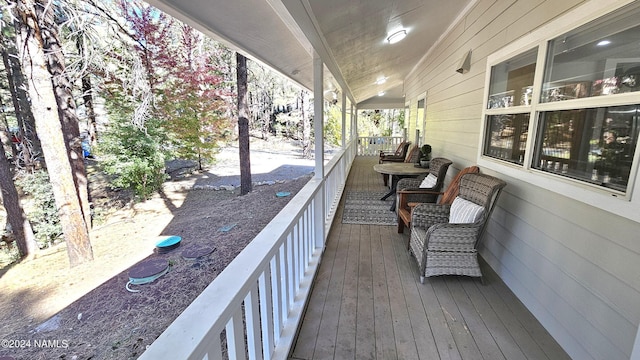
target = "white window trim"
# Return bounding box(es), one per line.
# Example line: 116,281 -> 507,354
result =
478,0 -> 640,223
417,91 -> 427,145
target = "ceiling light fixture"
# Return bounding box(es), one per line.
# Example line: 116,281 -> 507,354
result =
376,77 -> 387,85
378,91 -> 385,97
597,40 -> 611,46
386,30 -> 407,44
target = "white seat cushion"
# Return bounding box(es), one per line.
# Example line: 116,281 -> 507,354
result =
419,173 -> 438,188
449,196 -> 485,224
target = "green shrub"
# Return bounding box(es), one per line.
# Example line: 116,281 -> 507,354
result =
97,121 -> 167,200
15,170 -> 63,247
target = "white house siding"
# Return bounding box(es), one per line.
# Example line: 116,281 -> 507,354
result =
403,0 -> 640,359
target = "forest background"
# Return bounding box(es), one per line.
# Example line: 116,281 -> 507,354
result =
0,0 -> 404,268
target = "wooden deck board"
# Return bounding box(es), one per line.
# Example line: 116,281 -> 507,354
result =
311,223 -> 351,359
355,225 -> 375,360
382,226 -> 419,360
290,156 -> 570,360
446,278 -> 505,360
389,227 -> 440,359
334,224 -> 360,359
371,224 -> 397,360
459,280 -> 527,360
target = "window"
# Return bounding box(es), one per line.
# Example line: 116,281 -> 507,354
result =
417,97 -> 426,144
483,48 -> 537,165
533,105 -> 639,193
488,48 -> 537,109
542,8 -> 640,103
485,113 -> 530,164
482,2 -> 640,198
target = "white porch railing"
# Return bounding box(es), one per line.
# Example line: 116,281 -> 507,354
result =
357,136 -> 405,156
139,139 -> 356,360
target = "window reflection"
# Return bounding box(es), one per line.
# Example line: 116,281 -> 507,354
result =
484,114 -> 529,164
542,7 -> 640,102
488,48 -> 537,109
534,105 -> 640,192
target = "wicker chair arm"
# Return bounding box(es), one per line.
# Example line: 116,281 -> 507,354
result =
397,188 -> 443,195
396,178 -> 423,190
397,188 -> 443,211
425,222 -> 482,252
411,203 -> 450,229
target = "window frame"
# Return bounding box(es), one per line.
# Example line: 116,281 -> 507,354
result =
478,0 -> 640,222
416,91 -> 427,145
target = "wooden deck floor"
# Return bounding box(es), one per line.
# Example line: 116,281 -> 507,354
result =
290,157 -> 570,360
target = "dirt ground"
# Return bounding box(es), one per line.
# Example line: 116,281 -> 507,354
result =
0,138 -> 316,360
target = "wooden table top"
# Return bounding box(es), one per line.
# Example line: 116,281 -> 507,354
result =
373,162 -> 430,176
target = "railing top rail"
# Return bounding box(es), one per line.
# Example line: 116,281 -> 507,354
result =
324,138 -> 356,176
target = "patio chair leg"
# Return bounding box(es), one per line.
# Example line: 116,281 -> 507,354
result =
420,276 -> 425,284
479,276 -> 485,285
397,219 -> 404,233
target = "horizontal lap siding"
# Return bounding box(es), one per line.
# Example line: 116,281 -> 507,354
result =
404,0 -> 640,359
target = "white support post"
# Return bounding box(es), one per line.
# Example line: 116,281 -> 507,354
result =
313,52 -> 324,179
353,105 -> 358,141
341,91 -> 346,148
313,51 -> 325,250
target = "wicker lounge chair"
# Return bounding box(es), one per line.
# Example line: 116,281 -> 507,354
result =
389,157 -> 452,213
378,141 -> 411,163
396,165 -> 479,233
408,173 -> 506,283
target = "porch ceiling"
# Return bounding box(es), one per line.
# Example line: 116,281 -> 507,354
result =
145,0 -> 473,108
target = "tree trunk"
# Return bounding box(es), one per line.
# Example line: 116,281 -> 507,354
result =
76,36 -> 98,147
82,75 -> 98,146
0,123 -> 37,258
12,0 -> 93,267
38,1 -> 92,229
236,53 -> 252,195
1,37 -> 40,169
0,97 -> 17,159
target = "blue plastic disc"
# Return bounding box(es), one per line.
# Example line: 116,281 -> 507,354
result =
276,191 -> 291,197
156,235 -> 182,248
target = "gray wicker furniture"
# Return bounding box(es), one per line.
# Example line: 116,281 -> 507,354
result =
378,141 -> 411,163
379,144 -> 419,186
391,157 -> 452,212
408,173 -> 506,283
397,165 -> 479,233
373,162 -> 430,200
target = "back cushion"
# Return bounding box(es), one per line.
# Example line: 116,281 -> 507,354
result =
449,196 -> 484,224
419,173 -> 438,188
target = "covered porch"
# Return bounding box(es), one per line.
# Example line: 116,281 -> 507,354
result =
142,0 -> 640,359
291,156 -> 569,360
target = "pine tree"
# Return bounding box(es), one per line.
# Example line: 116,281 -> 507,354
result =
10,0 -> 93,266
